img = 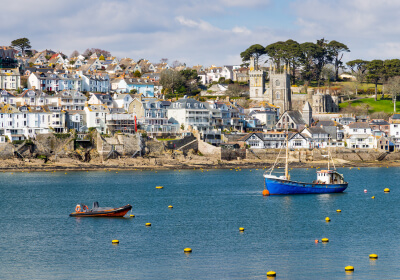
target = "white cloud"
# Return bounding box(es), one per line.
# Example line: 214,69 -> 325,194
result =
291,0 -> 400,60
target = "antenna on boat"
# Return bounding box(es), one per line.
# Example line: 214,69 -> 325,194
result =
327,136 -> 336,170
285,130 -> 289,179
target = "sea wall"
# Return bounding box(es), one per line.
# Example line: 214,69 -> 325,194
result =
198,139 -> 221,157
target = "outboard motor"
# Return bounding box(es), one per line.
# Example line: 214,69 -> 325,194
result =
93,201 -> 99,209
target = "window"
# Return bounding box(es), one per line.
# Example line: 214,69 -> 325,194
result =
275,80 -> 280,86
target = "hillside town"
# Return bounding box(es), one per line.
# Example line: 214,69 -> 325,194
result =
0,42 -> 399,166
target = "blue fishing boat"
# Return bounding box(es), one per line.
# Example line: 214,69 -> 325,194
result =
263,135 -> 348,195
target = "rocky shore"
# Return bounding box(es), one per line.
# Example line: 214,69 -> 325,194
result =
1,155 -> 399,172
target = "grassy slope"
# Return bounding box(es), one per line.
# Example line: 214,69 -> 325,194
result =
339,97 -> 398,114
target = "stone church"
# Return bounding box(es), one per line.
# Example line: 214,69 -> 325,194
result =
249,57 -> 339,114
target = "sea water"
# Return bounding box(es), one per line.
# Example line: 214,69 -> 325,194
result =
0,167 -> 399,279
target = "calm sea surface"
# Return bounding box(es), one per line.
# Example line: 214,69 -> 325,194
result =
0,167 -> 399,280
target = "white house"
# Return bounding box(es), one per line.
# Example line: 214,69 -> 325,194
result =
84,103 -> 108,133
389,113 -> 400,149
88,93 -> 113,107
288,132 -> 312,149
0,104 -> 66,141
0,90 -> 16,105
112,93 -> 134,111
301,127 -> 329,148
167,98 -> 211,132
28,72 -> 60,92
0,68 -> 21,90
55,90 -> 87,111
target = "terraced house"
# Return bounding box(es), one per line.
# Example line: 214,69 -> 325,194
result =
0,104 -> 66,141
167,98 -> 211,132
0,68 -> 20,90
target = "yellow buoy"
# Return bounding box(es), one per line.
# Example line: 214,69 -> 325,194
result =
371,196 -> 375,199
65,173 -> 67,175
369,254 -> 378,259
325,217 -> 331,222
239,227 -> 245,231
168,205 -> 173,208
345,266 -> 354,271
266,271 -> 276,277
130,214 -> 135,218
156,186 -> 163,189
145,223 -> 151,226
384,188 -> 390,193
184,248 -> 192,253
321,238 -> 329,243
336,209 -> 341,213
112,240 -> 119,244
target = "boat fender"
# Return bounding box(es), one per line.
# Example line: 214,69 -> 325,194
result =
75,205 -> 81,212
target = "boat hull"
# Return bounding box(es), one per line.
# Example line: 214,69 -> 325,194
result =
265,177 -> 348,195
69,205 -> 132,217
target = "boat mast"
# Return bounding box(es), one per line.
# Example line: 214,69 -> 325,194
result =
327,136 -> 330,170
285,131 -> 289,179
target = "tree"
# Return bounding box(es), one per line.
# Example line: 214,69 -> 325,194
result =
160,69 -> 184,95
226,84 -> 246,97
11,38 -> 31,56
314,38 -> 333,87
172,60 -> 183,68
346,59 -> 368,95
386,76 -> 400,112
70,50 -> 79,58
180,69 -> 200,95
326,40 -> 350,80
265,41 -> 286,69
367,60 -> 384,101
321,64 -> 335,89
160,58 -> 168,64
82,48 -> 111,59
382,59 -> 400,98
299,42 -> 320,92
240,44 -> 266,67
133,70 -> 141,78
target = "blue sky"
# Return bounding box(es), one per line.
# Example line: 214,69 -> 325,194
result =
2,0 -> 400,67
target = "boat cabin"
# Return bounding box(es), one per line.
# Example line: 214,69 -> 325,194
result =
316,170 -> 344,184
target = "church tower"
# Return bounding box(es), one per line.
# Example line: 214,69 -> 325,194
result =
249,57 -> 266,101
266,64 -> 292,112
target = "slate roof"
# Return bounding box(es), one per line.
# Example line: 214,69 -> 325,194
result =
391,114 -> 400,120
370,119 -> 389,126
170,98 -> 206,109
280,110 -> 306,125
306,127 -> 328,134
348,122 -> 371,129
316,120 -> 335,127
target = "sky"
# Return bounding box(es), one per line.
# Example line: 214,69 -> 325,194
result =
2,0 -> 400,67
